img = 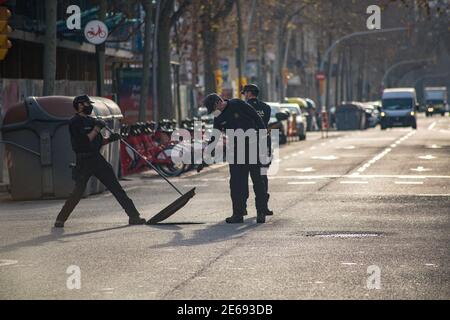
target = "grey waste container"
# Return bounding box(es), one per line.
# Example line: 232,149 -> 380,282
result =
335,102 -> 367,131
1,96 -> 123,200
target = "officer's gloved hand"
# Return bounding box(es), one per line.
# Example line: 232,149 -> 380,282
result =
108,133 -> 121,142
94,118 -> 107,129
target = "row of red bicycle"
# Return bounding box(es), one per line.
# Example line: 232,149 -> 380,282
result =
118,119 -> 210,177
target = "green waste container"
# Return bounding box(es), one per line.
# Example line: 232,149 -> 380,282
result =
1,96 -> 123,200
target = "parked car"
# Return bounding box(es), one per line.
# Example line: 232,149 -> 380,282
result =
267,102 -> 288,145
280,103 -> 307,140
361,103 -> 380,128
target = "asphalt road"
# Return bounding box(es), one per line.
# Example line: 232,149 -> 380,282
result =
0,114 -> 449,300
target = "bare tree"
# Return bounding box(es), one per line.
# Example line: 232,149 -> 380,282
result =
157,0 -> 191,120
139,0 -> 153,122
43,0 -> 57,96
199,0 -> 235,94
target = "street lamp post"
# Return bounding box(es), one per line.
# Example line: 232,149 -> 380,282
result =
318,27 -> 407,111
381,58 -> 434,88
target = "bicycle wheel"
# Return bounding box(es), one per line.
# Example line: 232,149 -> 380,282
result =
155,145 -> 185,177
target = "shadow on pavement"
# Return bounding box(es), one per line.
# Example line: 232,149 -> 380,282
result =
148,217 -> 262,249
0,225 -> 130,254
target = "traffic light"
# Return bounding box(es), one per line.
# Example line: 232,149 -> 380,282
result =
215,69 -> 223,95
0,4 -> 12,61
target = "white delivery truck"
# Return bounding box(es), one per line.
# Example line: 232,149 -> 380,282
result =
381,88 -> 418,130
424,87 -> 448,117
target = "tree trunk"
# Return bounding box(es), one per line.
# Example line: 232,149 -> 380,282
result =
202,29 -> 218,95
43,0 -> 57,96
157,9 -> 174,120
139,0 -> 153,122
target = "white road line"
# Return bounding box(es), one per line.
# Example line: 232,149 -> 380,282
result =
354,131 -> 416,174
312,155 -> 338,161
0,260 -> 18,267
418,155 -> 436,160
267,174 -> 450,180
428,121 -> 437,131
286,167 -> 315,173
416,194 -> 450,197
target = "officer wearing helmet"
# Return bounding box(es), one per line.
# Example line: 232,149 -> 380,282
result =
54,95 -> 146,228
202,93 -> 269,223
241,84 -> 274,216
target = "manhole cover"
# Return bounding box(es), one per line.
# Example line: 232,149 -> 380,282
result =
306,231 -> 383,238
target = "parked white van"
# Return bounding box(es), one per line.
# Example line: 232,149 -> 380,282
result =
381,88 -> 418,130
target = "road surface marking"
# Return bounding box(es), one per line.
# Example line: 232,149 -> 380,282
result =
427,121 -> 437,130
0,259 -> 18,267
427,144 -> 442,149
312,155 -> 338,161
354,131 -> 416,174
286,167 -> 315,173
416,194 -> 450,197
269,174 -> 450,180
410,166 -> 432,172
336,145 -> 356,150
394,181 -> 424,185
418,155 -> 436,160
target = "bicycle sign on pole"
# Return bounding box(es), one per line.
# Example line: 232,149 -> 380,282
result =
84,20 -> 108,45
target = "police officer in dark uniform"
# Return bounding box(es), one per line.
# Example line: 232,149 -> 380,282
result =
241,84 -> 274,216
202,93 -> 269,223
54,95 -> 146,228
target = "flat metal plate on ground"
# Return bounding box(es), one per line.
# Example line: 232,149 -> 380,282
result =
305,231 -> 384,238
146,188 -> 196,225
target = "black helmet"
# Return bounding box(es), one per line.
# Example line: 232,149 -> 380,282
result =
241,84 -> 259,96
73,94 -> 94,109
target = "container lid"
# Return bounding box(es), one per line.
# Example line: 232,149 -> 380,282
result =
2,96 -> 123,127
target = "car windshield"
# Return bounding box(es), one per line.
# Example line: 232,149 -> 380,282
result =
382,98 -> 413,110
270,106 -> 281,116
426,99 -> 444,104
284,107 -> 299,114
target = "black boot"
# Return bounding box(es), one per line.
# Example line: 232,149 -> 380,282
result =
225,215 -> 244,224
54,220 -> 65,228
256,212 -> 266,223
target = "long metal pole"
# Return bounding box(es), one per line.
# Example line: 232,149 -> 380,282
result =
104,127 -> 183,196
381,58 -> 434,88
